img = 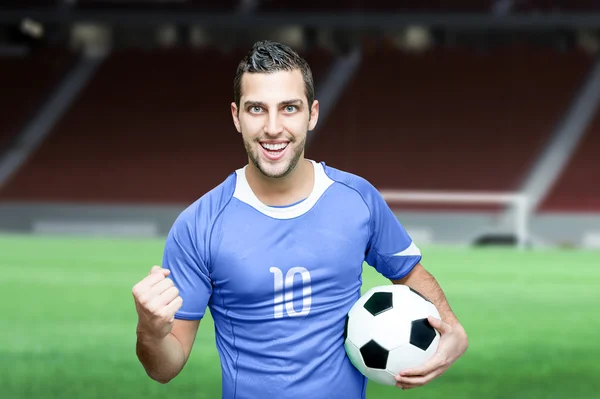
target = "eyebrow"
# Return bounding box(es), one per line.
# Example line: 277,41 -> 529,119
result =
243,99 -> 304,108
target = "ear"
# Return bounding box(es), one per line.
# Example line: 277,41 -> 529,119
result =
231,102 -> 241,133
308,100 -> 319,131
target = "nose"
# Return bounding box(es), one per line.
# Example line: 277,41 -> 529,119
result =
264,112 -> 284,136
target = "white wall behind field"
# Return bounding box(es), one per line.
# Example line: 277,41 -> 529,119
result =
0,203 -> 599,249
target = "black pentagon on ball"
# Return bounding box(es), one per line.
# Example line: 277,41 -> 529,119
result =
360,340 -> 389,369
410,318 -> 437,351
363,292 -> 393,316
343,315 -> 349,341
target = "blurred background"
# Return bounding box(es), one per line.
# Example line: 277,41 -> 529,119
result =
0,1 -> 599,399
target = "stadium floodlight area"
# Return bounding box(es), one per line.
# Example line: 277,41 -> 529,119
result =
379,190 -> 530,249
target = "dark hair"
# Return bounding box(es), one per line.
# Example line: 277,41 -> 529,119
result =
233,40 -> 314,112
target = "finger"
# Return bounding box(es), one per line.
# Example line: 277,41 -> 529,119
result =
133,273 -> 164,298
164,296 -> 183,319
396,379 -> 425,390
396,367 -> 444,388
396,374 -> 428,386
395,381 -> 415,390
136,270 -> 168,292
145,285 -> 179,311
399,354 -> 444,377
149,277 -> 174,296
148,265 -> 170,277
159,286 -> 180,306
396,382 -> 418,390
428,315 -> 450,334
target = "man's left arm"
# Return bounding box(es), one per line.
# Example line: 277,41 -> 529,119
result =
390,263 -> 469,390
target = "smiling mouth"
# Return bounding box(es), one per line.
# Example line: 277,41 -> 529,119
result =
260,141 -> 289,160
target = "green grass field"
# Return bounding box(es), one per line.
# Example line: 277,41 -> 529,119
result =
1,233 -> 599,399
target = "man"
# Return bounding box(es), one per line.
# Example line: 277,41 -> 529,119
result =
132,40 -> 468,398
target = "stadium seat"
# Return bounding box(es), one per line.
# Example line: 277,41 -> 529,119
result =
538,115 -> 600,212
0,48 -> 74,156
259,0 -> 493,12
306,43 -> 592,210
0,47 -> 334,204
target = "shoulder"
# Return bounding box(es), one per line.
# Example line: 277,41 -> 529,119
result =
170,172 -> 237,233
320,162 -> 382,205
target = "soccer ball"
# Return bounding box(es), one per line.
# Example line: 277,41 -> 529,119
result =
343,285 -> 441,386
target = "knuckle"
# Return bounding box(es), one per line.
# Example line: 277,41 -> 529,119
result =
158,309 -> 172,321
138,293 -> 151,305
147,303 -> 160,314
132,284 -> 141,296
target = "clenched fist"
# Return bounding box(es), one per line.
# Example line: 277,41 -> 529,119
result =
132,266 -> 183,340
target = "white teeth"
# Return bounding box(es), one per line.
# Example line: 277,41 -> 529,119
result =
261,143 -> 288,151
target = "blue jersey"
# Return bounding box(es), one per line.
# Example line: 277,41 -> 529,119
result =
162,160 -> 422,399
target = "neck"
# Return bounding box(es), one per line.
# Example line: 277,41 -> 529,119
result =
245,158 -> 314,206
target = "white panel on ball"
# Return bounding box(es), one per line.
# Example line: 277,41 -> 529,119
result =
362,368 -> 397,387
386,336 -> 440,376
371,310 -> 411,351
346,307 -> 376,348
344,340 -> 366,372
397,289 -> 440,322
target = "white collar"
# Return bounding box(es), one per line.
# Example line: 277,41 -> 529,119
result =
233,160 -> 334,219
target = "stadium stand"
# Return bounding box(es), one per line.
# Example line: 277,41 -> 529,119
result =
259,0 -> 493,12
0,42 -> 594,210
2,0 -> 598,12
538,118 -> 600,212
0,48 -> 75,156
514,0 -> 600,12
0,47 -> 333,204
73,0 -> 239,11
0,0 -> 60,8
306,43 -> 592,209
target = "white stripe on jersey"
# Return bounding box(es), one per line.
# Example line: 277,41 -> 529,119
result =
391,241 -> 421,257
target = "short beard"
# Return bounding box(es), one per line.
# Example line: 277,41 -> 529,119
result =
244,134 -> 306,179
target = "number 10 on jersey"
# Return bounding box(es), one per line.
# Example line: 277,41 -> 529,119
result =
269,267 -> 312,318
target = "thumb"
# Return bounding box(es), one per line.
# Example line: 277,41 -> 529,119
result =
149,265 -> 170,276
428,315 -> 449,334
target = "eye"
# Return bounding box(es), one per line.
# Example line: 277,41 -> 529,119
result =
249,106 -> 262,113
284,105 -> 298,113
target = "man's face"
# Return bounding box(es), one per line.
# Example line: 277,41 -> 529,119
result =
232,69 -> 319,179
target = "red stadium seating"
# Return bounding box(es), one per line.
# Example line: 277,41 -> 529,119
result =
0,44 -> 593,210
73,0 -> 239,11
259,0 -> 493,12
538,120 -> 600,212
0,48 -> 74,155
306,43 -> 592,209
514,0 -> 600,12
0,47 -> 333,204
0,0 -> 60,8
4,0 -> 599,12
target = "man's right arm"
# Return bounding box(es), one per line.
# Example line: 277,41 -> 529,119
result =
136,199 -> 214,382
132,265 -> 203,384
136,319 -> 200,384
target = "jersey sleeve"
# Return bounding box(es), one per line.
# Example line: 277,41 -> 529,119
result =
363,185 -> 422,280
162,201 -> 213,320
